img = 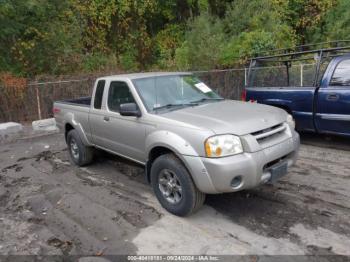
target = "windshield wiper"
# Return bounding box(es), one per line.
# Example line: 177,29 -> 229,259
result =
153,103 -> 196,111
153,104 -> 182,110
190,97 -> 224,104
153,99 -> 222,111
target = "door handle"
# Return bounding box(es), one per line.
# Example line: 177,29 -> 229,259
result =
326,93 -> 340,101
103,116 -> 110,122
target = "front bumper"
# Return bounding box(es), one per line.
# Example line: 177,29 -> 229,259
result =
183,132 -> 300,194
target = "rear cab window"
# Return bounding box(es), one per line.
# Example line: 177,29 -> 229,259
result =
330,59 -> 350,86
94,80 -> 105,109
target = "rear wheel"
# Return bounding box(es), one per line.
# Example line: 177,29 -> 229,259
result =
150,153 -> 205,216
67,129 -> 94,166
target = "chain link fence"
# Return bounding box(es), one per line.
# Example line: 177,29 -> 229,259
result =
2,62 -> 321,123
31,78 -> 95,120
194,68 -> 246,100
0,76 -> 96,123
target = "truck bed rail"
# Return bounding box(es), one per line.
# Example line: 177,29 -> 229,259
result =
55,96 -> 91,107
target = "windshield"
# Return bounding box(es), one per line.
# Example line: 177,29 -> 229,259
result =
132,75 -> 222,113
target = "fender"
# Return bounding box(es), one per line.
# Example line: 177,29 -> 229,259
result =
63,112 -> 92,146
145,130 -> 217,193
145,130 -> 199,158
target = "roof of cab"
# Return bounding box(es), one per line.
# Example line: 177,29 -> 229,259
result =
98,72 -> 192,81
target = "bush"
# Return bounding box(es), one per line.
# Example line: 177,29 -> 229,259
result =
175,41 -> 191,70
119,47 -> 139,72
220,31 -> 276,66
219,0 -> 296,66
156,24 -> 185,69
307,0 -> 350,43
175,13 -> 225,70
81,52 -> 118,72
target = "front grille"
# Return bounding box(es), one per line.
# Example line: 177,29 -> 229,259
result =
251,123 -> 286,142
263,154 -> 288,170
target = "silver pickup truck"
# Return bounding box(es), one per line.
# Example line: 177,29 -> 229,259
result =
54,72 -> 300,216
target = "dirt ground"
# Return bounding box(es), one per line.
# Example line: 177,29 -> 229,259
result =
0,131 -> 349,259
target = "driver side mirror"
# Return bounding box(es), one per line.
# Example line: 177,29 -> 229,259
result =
120,103 -> 141,117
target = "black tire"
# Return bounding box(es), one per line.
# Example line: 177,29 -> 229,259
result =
66,129 -> 94,166
150,153 -> 205,216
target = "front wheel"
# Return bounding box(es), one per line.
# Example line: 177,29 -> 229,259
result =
150,153 -> 205,216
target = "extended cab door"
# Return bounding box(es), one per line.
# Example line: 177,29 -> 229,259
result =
315,57 -> 350,135
89,79 -> 108,146
97,80 -> 146,163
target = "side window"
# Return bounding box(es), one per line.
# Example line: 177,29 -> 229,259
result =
94,80 -> 105,109
330,59 -> 350,86
108,81 -> 135,112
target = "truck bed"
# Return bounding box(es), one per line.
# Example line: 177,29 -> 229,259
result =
53,97 -> 92,133
245,86 -> 316,131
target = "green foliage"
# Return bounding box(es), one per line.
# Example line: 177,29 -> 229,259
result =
0,0 -> 348,76
81,52 -> 118,72
175,42 -> 191,71
306,0 -> 350,43
156,24 -> 185,69
207,0 -> 234,17
74,0 -> 117,53
175,13 -> 225,70
221,31 -> 276,65
287,0 -> 336,43
0,0 -> 82,76
176,0 -> 296,69
119,47 -> 139,72
220,0 -> 296,66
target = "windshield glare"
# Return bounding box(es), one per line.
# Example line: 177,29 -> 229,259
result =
132,75 -> 222,112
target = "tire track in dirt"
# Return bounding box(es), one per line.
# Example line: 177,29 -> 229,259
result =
205,141 -> 350,254
0,138 -> 162,255
1,132 -> 350,256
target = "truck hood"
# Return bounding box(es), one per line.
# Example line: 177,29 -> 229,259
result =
163,100 -> 287,135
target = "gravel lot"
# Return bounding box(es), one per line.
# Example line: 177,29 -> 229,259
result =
0,132 -> 349,259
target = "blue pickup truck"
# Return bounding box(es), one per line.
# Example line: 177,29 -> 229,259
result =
244,44 -> 350,137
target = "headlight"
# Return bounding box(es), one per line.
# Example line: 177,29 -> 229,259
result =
205,134 -> 243,158
287,114 -> 295,130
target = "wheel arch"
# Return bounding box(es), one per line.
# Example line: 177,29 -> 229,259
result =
146,145 -> 181,183
62,114 -> 91,146
64,123 -> 75,142
145,130 -> 200,183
